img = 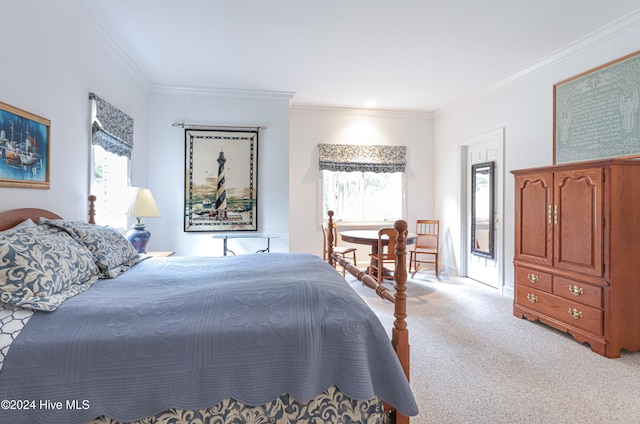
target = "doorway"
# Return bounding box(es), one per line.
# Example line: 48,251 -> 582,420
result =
459,128 -> 504,291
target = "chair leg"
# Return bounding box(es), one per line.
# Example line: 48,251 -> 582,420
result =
344,253 -> 354,276
370,258 -> 375,283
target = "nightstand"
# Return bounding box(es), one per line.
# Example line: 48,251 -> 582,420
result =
146,251 -> 175,257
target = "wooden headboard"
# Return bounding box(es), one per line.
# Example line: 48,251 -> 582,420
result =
0,208 -> 62,231
0,195 -> 98,231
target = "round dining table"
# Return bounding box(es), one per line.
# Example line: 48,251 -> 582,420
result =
340,229 -> 417,277
341,230 -> 417,250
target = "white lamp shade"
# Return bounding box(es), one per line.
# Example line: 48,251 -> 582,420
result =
126,187 -> 161,218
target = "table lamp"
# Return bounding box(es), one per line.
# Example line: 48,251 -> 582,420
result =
125,187 -> 161,253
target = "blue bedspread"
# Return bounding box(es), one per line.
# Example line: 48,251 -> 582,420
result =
0,253 -> 418,423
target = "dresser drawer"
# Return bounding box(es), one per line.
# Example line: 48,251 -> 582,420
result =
553,277 -> 603,309
515,266 -> 552,292
515,286 -> 603,336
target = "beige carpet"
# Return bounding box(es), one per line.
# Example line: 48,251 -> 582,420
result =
346,272 -> 640,424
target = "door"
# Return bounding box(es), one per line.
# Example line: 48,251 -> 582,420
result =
553,167 -> 604,277
464,134 -> 502,288
514,172 -> 554,267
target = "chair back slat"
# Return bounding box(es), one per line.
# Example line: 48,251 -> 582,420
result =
415,220 -> 439,250
410,219 -> 440,276
378,227 -> 398,260
323,217 -> 357,275
322,222 -> 341,260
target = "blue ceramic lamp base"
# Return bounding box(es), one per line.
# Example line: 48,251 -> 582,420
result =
126,222 -> 151,254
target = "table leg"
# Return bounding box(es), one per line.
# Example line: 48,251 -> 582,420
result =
256,237 -> 272,253
222,237 -> 235,256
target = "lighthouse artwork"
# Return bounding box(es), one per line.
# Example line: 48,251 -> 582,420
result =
184,129 -> 258,232
215,151 -> 227,215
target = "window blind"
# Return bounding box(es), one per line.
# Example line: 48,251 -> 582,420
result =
318,143 -> 406,173
89,93 -> 134,159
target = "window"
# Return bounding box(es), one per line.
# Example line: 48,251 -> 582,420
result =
91,145 -> 129,229
88,93 -> 134,230
323,170 -> 404,222
318,143 -> 407,223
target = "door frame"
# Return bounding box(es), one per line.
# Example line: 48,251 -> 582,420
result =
458,128 -> 505,293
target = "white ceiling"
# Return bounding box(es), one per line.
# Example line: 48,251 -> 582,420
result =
73,0 -> 640,112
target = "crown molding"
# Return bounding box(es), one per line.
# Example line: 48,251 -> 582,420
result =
487,8 -> 640,93
436,9 -> 640,118
57,0 -> 152,89
150,84 -> 295,101
290,104 -> 434,118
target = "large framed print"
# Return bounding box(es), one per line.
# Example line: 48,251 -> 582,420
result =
554,50 -> 640,164
184,129 -> 258,232
0,102 -> 50,188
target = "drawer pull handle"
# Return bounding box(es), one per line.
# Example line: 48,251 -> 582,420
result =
568,308 -> 583,319
527,293 -> 538,303
527,273 -> 539,283
568,285 -> 584,296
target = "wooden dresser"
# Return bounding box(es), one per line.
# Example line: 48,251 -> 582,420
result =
512,158 -> 640,358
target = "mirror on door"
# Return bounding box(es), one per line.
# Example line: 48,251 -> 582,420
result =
471,161 -> 494,259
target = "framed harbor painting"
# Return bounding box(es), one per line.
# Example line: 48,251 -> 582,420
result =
0,101 -> 50,188
184,128 -> 258,232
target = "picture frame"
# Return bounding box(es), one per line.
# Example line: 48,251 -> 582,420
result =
0,101 -> 50,188
470,161 -> 494,259
184,129 -> 258,232
554,50 -> 640,164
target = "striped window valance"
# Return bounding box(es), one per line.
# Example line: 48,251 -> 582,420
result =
89,93 -> 134,158
318,144 -> 406,173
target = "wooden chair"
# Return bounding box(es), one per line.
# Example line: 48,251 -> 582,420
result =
369,227 -> 398,284
409,219 -> 439,276
322,222 -> 357,276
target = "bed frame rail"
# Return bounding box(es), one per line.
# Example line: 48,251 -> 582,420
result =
326,210 -> 411,424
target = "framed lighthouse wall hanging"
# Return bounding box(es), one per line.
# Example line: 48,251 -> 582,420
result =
184,128 -> 258,232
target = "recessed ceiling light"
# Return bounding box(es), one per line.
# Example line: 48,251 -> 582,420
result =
364,100 -> 376,108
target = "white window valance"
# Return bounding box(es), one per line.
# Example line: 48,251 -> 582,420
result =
89,93 -> 134,159
318,144 -> 406,173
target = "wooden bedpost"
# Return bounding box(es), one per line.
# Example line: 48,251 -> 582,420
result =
327,210 -> 335,267
326,212 -> 412,423
393,219 -> 410,424
88,195 -> 96,224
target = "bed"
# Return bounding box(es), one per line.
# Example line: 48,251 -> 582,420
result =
0,198 -> 418,424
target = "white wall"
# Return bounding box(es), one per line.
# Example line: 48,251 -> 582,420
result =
143,99 -> 435,258
145,89 -> 292,256
0,1 -> 149,220
433,16 -> 640,297
1,1 -> 434,262
8,1 -> 637,277
290,106 -> 435,257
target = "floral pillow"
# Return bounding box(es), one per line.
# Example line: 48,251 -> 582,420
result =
0,218 -> 36,233
39,219 -> 141,278
0,225 -> 100,311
